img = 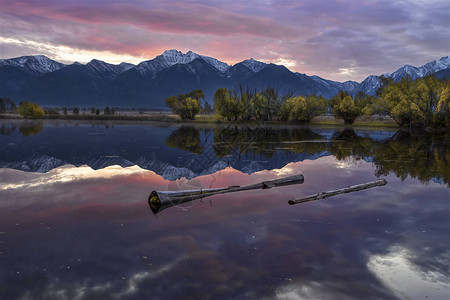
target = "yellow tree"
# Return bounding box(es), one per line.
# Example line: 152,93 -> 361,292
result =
330,91 -> 364,124
17,101 -> 44,119
436,80 -> 450,127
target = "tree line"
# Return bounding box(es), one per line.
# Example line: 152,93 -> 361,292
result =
165,75 -> 449,128
2,101 -> 119,119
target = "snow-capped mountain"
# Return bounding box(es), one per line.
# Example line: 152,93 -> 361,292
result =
241,58 -> 267,73
0,55 -> 65,74
357,55 -> 450,95
199,55 -> 230,73
358,75 -> 382,96
387,55 -> 450,82
310,75 -> 360,96
136,49 -> 230,76
86,59 -> 134,79
0,50 -> 448,106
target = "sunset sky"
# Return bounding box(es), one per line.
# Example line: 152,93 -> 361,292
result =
0,0 -> 449,82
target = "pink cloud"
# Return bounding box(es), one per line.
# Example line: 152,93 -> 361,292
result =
1,0 -> 297,39
1,0 -> 449,81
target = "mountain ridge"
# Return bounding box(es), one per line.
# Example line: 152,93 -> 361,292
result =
0,51 -> 448,108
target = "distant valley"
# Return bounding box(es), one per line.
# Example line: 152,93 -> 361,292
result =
0,50 -> 449,108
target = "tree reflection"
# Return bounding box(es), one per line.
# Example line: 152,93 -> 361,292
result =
0,123 -> 17,135
372,131 -> 449,185
165,126 -> 204,154
213,126 -> 327,158
328,129 -> 374,161
329,129 -> 449,186
18,121 -> 45,136
212,126 -> 449,186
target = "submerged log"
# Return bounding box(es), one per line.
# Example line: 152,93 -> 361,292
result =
149,174 -> 304,214
288,179 -> 387,205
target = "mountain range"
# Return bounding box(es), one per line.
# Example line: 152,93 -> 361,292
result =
0,50 -> 449,108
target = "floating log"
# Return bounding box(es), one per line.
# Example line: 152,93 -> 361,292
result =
149,174 -> 304,214
288,179 -> 387,205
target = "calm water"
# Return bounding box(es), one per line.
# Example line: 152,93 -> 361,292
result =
0,120 -> 449,299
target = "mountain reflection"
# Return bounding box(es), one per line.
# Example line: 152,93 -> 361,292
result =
1,157 -> 448,300
207,126 -> 449,186
0,121 -> 448,185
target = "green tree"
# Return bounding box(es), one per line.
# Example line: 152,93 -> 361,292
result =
104,106 -> 111,115
279,95 -> 327,122
186,89 -> 205,102
376,75 -> 447,127
278,96 -> 307,122
63,107 -> 68,115
165,91 -> 201,120
249,88 -> 280,121
91,107 -> 95,115
304,95 -> 328,122
330,91 -> 369,124
436,80 -> 450,127
252,93 -> 270,121
17,101 -> 44,119
261,88 -> 280,121
73,107 -> 80,115
96,109 -> 100,115
213,88 -> 240,121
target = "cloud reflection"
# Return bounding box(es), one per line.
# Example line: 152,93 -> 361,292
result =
0,157 -> 448,299
368,247 -> 450,299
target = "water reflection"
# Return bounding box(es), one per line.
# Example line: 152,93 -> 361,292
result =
0,158 -> 448,299
0,120 -> 448,186
165,126 -> 204,154
0,120 -> 44,136
212,125 -> 327,158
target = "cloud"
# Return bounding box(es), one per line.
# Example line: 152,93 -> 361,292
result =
0,0 -> 449,81
1,0 -> 297,38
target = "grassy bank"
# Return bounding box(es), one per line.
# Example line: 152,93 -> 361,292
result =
0,112 -> 399,128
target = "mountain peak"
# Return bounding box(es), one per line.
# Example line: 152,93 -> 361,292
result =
159,49 -> 199,64
0,55 -> 65,74
389,56 -> 450,82
137,49 -> 230,74
85,59 -> 134,77
241,58 -> 267,73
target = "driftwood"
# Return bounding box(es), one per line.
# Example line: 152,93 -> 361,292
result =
149,174 -> 304,214
288,179 -> 387,205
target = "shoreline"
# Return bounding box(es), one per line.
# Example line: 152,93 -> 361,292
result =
0,112 -> 427,131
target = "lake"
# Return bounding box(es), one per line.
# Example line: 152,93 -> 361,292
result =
0,120 -> 449,300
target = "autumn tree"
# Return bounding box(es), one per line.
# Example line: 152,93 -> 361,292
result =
247,88 -> 279,121
213,88 -> 240,121
436,80 -> 450,127
278,94 -> 327,122
375,75 -> 448,128
165,90 -> 202,120
17,101 -> 45,119
330,91 -> 371,124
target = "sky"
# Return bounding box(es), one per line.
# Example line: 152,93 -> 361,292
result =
0,0 -> 449,82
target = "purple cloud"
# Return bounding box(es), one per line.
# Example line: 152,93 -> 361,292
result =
0,0 -> 449,81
